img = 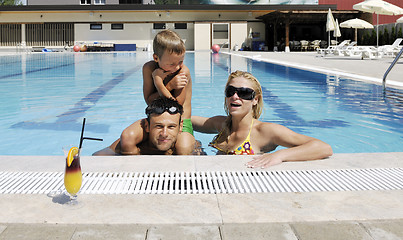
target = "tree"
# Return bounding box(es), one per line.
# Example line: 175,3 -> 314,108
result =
391,26 -> 396,42
0,0 -> 21,5
370,29 -> 377,45
361,32 -> 369,45
398,27 -> 403,39
383,28 -> 389,45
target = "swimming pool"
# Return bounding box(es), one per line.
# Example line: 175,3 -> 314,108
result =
0,52 -> 402,156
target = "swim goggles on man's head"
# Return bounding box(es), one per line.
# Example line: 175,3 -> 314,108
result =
146,105 -> 181,117
225,85 -> 256,100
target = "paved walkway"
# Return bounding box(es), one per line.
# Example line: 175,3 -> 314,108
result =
1,153 -> 402,239
1,220 -> 403,240
0,51 -> 402,239
231,51 -> 403,89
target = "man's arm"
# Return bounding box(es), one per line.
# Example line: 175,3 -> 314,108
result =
92,142 -> 119,156
92,119 -> 148,156
118,119 -> 148,155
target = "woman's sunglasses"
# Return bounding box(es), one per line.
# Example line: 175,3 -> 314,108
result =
225,85 -> 256,100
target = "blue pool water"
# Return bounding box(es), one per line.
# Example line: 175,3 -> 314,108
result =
0,52 -> 402,156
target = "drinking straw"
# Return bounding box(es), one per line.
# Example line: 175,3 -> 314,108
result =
78,118 -> 103,155
79,118 -> 86,150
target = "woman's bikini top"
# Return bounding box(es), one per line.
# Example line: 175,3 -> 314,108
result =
209,119 -> 255,155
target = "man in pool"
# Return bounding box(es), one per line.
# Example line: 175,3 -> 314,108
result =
93,97 -> 190,155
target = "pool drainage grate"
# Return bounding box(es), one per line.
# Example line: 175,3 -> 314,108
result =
1,168 -> 402,195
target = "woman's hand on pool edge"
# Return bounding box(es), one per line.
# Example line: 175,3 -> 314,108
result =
245,140 -> 333,169
246,153 -> 284,169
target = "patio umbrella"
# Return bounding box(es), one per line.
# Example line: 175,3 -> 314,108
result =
353,0 -> 403,47
340,18 -> 374,42
326,8 -> 336,46
333,19 -> 342,42
397,16 -> 403,23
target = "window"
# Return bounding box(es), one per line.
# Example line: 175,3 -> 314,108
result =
175,23 -> 187,30
94,0 -> 106,4
90,24 -> 102,30
111,24 -> 124,30
119,0 -> 142,3
80,0 -> 90,5
153,23 -> 166,30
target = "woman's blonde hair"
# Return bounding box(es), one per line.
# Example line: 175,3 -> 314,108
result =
222,71 -> 263,133
224,70 -> 263,119
153,30 -> 186,58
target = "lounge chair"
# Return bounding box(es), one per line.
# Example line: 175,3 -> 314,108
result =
378,38 -> 402,57
317,40 -> 350,56
333,41 -> 357,56
309,40 -> 321,51
361,46 -> 383,59
290,40 -> 301,51
342,46 -> 383,59
320,40 -> 328,49
300,40 -> 309,51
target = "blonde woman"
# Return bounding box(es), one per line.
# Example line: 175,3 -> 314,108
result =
192,70 -> 333,168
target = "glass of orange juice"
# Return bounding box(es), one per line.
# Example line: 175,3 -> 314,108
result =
63,146 -> 82,205
62,118 -> 103,206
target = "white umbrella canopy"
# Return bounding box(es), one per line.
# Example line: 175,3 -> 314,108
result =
326,8 -> 337,46
353,0 -> 403,15
397,16 -> 403,23
326,8 -> 336,32
353,0 -> 403,46
334,19 -> 342,38
340,18 -> 374,29
340,18 -> 374,42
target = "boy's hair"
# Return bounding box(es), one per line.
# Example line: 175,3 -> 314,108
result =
153,30 -> 186,58
145,97 -> 184,122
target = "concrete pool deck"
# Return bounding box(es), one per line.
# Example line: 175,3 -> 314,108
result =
0,51 -> 402,239
232,51 -> 403,89
0,153 -> 402,239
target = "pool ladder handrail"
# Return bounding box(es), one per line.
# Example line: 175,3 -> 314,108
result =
383,47 -> 403,91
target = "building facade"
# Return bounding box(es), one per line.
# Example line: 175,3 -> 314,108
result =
0,0 -> 402,50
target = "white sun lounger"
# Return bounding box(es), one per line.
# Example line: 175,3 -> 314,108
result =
317,40 -> 350,56
378,38 -> 402,57
342,46 -> 383,59
332,41 -> 358,56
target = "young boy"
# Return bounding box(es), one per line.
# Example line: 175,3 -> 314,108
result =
118,30 -> 195,155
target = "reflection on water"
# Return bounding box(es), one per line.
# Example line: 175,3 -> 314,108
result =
0,52 -> 402,155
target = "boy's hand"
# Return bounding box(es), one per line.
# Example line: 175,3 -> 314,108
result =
167,72 -> 188,90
